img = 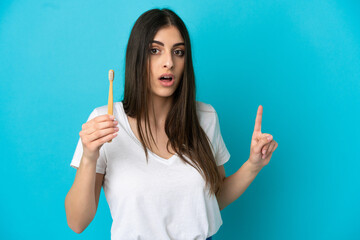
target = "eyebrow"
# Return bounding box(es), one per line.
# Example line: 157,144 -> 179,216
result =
150,40 -> 185,47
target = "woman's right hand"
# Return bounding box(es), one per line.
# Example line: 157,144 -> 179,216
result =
79,114 -> 119,162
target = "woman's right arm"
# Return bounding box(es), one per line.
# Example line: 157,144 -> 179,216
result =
65,114 -> 118,233
65,158 -> 104,233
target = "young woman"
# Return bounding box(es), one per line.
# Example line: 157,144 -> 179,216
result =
65,8 -> 278,240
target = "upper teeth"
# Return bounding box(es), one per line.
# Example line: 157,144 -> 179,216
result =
163,76 -> 172,79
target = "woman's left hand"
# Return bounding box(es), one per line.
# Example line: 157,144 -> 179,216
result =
248,105 -> 278,170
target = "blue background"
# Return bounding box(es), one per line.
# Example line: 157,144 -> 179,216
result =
1,0 -> 359,239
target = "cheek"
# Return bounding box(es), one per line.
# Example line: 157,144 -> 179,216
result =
176,59 -> 185,72
180,64 -> 185,79
149,64 -> 157,80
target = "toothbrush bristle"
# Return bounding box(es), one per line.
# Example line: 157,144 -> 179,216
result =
109,70 -> 114,81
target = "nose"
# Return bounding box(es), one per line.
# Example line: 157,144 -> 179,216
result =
163,51 -> 174,69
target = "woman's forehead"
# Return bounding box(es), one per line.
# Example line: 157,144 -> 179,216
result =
151,26 -> 184,45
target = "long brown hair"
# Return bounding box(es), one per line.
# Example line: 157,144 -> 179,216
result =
122,8 -> 223,197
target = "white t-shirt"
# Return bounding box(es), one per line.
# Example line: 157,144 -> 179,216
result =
70,101 -> 231,240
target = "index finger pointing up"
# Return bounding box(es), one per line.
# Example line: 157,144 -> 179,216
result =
253,105 -> 263,133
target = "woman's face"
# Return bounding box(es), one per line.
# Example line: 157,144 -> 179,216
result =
147,25 -> 185,99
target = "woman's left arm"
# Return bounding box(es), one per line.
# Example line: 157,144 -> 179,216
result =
217,105 -> 278,211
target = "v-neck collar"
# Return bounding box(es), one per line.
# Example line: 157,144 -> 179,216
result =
117,101 -> 178,164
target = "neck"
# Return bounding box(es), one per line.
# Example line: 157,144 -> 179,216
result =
147,94 -> 173,129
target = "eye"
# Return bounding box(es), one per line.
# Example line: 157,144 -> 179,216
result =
174,50 -> 185,56
150,48 -> 160,54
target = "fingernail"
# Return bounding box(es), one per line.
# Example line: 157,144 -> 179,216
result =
267,136 -> 272,141
110,115 -> 115,120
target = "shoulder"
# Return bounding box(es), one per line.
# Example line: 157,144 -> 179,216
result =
196,101 -> 216,114
86,102 -> 122,120
90,102 -> 122,115
93,101 -> 213,114
196,101 -> 218,130
91,101 -> 217,119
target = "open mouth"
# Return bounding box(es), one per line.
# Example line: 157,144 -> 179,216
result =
159,76 -> 173,81
158,76 -> 174,86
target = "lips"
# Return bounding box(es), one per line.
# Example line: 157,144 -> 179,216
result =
159,73 -> 175,81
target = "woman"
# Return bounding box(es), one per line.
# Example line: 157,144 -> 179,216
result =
65,8 -> 278,240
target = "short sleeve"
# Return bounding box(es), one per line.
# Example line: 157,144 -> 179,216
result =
213,110 -> 231,166
70,108 -> 107,174
200,104 -> 230,166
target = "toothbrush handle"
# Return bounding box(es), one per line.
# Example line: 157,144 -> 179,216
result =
108,81 -> 113,115
107,79 -> 113,143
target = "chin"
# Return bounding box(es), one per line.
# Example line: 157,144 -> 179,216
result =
151,90 -> 176,98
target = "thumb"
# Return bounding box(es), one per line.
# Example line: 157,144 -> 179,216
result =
254,134 -> 273,153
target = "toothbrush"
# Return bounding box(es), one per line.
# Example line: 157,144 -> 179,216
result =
108,69 -> 114,143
